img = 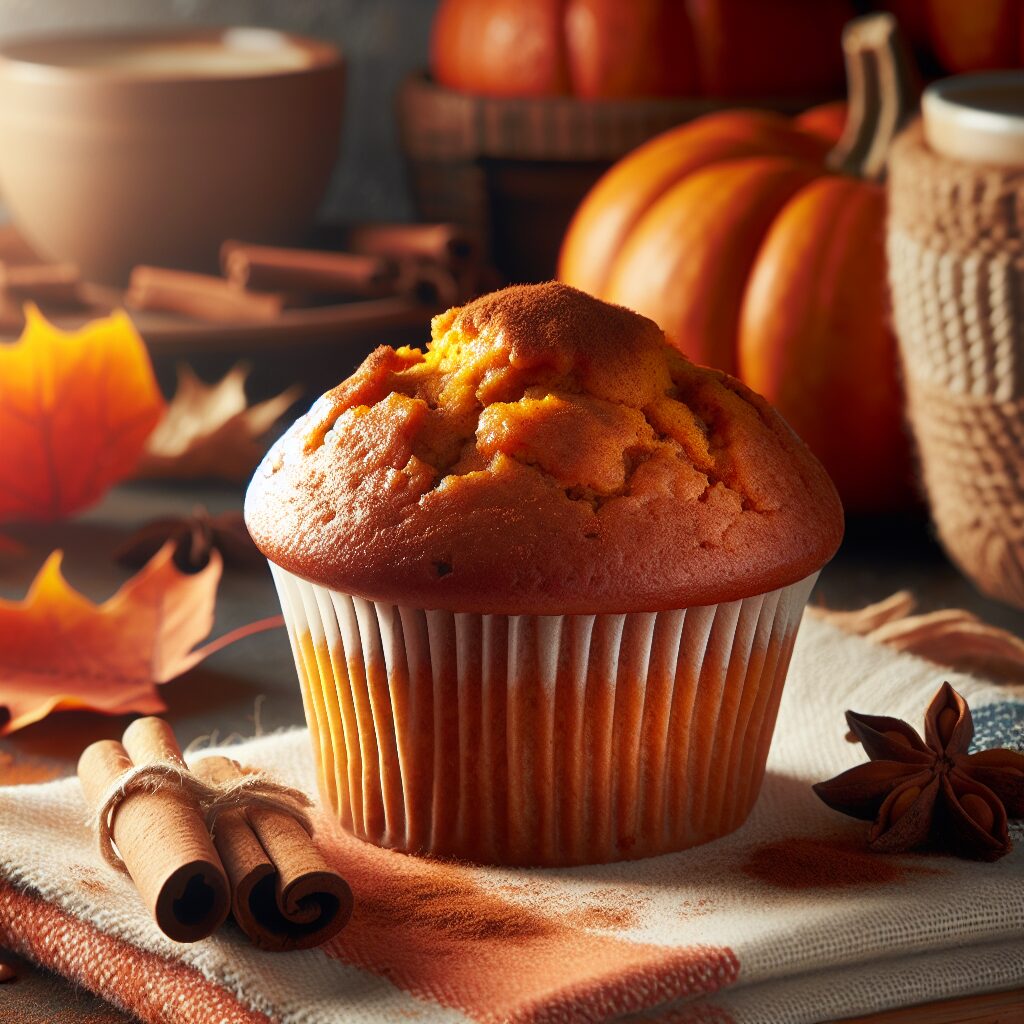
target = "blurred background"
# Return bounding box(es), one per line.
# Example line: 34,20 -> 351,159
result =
0,0 -> 435,224
0,0 -> 1019,593
0,0 -> 1020,611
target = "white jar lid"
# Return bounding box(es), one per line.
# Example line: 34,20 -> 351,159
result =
922,71 -> 1024,166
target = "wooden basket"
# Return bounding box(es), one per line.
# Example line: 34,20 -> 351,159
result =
397,73 -> 832,282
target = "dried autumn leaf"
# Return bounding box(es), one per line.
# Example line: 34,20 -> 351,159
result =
811,592 -> 1024,681
0,542 -> 281,736
869,612 -> 1024,681
0,305 -> 165,522
808,591 -> 916,635
135,362 -> 299,483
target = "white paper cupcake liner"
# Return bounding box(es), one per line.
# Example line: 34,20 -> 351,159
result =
270,564 -> 818,866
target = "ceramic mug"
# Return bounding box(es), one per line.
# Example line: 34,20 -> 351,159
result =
0,28 -> 345,285
922,71 -> 1024,166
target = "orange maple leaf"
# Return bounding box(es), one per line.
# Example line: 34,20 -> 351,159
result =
0,305 -> 165,522
0,543 -> 281,736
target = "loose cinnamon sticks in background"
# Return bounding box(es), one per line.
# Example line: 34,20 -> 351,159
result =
0,225 -> 98,330
219,222 -> 485,310
125,225 -> 484,321
346,222 -> 478,267
78,717 -> 351,950
0,262 -> 85,307
344,222 -> 484,305
0,221 -> 490,330
222,242 -> 398,298
126,266 -> 288,323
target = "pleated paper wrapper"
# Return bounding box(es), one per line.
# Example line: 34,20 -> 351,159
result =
270,563 -> 818,866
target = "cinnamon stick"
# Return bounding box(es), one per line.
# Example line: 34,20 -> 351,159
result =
194,756 -> 353,951
347,223 -> 478,268
221,241 -> 398,297
125,266 -> 286,322
0,262 -> 85,306
77,719 -> 230,943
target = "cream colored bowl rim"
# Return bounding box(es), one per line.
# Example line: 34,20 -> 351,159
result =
922,71 -> 1024,141
0,27 -> 343,85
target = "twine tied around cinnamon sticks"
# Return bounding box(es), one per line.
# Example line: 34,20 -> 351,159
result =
78,717 -> 352,951
90,758 -> 314,875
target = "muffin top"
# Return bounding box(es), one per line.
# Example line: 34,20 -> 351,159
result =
246,283 -> 843,614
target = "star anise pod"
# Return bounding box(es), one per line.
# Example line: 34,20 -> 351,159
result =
114,507 -> 263,572
813,682 -> 1024,861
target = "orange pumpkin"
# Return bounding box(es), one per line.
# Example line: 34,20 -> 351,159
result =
430,0 -> 854,99
882,0 -> 1024,72
559,16 -> 916,513
791,101 -> 848,145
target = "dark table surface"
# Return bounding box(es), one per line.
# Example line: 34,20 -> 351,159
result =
1,481 -> 1022,1023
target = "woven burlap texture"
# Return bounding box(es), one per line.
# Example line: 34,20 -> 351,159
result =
888,121 -> 1024,609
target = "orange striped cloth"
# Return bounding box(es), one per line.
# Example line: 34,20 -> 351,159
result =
1,617 -> 1021,1024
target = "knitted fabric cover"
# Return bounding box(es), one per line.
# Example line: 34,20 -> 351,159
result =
887,120 -> 1024,610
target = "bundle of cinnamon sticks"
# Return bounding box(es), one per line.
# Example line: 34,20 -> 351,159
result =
78,717 -> 352,951
126,223 -> 491,323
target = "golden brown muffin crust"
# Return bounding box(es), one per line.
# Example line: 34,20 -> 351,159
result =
246,283 -> 843,613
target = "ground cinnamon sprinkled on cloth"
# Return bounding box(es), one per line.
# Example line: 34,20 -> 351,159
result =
679,898 -> 715,920
495,880 -> 648,930
0,750 -> 61,786
741,837 -> 940,889
574,902 -> 641,930
321,823 -> 740,1022
354,872 -> 555,943
72,869 -> 110,897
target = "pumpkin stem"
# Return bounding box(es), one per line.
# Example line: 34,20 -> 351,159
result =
827,13 -> 918,182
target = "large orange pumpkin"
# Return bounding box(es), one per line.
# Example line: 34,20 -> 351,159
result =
882,0 -> 1024,72
431,0 -> 855,99
559,16 -> 916,513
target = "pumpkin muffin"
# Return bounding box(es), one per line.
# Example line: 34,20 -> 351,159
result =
246,282 -> 843,866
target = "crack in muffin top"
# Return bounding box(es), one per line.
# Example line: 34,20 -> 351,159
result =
246,283 -> 843,613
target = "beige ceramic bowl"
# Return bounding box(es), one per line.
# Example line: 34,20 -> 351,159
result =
922,71 -> 1024,166
0,28 -> 344,284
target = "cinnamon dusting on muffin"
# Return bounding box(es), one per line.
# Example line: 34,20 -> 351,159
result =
246,283 -> 842,613
303,284 -> 773,514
